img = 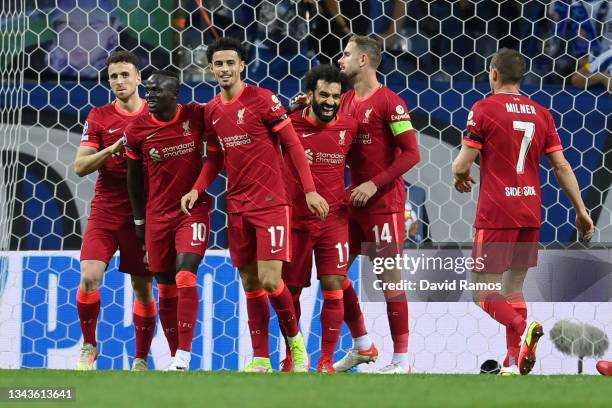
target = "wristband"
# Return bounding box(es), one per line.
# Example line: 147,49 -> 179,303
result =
134,219 -> 145,226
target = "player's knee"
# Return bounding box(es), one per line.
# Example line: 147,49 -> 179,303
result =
260,275 -> 282,293
176,253 -> 202,274
155,272 -> 175,285
79,273 -> 101,291
239,271 -> 260,292
131,276 -> 154,302
320,275 -> 345,291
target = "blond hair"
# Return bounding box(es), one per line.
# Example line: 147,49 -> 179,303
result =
349,35 -> 382,69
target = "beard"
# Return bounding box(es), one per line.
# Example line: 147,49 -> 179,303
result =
312,99 -> 338,123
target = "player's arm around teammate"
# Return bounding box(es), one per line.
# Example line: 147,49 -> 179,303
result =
74,51 -> 154,371
181,38 -> 329,372
125,71 -> 211,371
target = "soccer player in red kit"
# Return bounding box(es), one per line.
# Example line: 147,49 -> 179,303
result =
334,35 -> 420,374
452,48 -> 594,376
181,37 -> 328,372
124,70 -> 211,371
74,50 -> 154,371
280,65 -> 358,372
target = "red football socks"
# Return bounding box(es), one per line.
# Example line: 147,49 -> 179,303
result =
321,290 -> 344,358
504,293 -> 527,366
77,288 -> 101,347
480,292 -> 527,335
281,291 -> 302,357
133,299 -> 156,359
245,288 -> 270,358
157,283 -> 179,356
176,271 -> 199,352
267,282 -> 299,338
384,290 -> 409,353
342,278 -> 368,338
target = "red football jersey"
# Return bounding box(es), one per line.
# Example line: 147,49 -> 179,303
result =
205,84 -> 291,213
340,85 -> 412,214
80,99 -> 148,225
285,109 -> 358,226
464,92 -> 563,228
124,103 -> 210,220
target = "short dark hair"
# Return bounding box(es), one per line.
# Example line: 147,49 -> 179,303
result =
106,50 -> 140,71
490,48 -> 526,85
149,69 -> 180,94
304,64 -> 349,94
206,37 -> 248,63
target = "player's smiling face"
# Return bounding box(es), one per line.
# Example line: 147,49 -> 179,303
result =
144,75 -> 177,114
108,62 -> 140,101
310,80 -> 342,123
210,50 -> 244,89
338,41 -> 361,79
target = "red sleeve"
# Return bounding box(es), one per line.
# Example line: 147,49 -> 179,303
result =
544,110 -> 563,154
371,130 -> 420,188
463,101 -> 485,150
370,94 -> 419,187
193,148 -> 224,192
192,106 -> 224,192
276,122 -> 316,193
259,88 -> 291,131
80,109 -> 103,149
123,122 -> 142,160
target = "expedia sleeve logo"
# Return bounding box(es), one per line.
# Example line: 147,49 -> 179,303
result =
81,121 -> 89,141
467,110 -> 476,127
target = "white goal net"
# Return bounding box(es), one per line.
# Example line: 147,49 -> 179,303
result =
0,0 -> 610,373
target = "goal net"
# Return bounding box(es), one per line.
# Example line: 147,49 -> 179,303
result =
0,0 -> 610,373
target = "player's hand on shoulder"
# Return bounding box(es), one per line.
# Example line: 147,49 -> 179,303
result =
289,93 -> 309,113
576,210 -> 594,242
306,191 -> 329,220
181,189 -> 199,215
453,174 -> 476,193
350,181 -> 378,207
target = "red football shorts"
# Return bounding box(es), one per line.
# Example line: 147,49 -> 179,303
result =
228,205 -> 291,268
145,203 -> 210,273
282,212 -> 349,289
471,227 -> 539,274
349,210 -> 406,257
80,218 -> 148,276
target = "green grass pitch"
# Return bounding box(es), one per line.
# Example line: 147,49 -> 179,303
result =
1,370 -> 610,408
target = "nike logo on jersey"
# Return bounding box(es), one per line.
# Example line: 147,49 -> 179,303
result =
213,118 -> 220,125
145,131 -> 159,140
271,248 -> 283,254
108,128 -> 121,133
190,242 -> 203,247
337,264 -> 347,269
302,132 -> 315,138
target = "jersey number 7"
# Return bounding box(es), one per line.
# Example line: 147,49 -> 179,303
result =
513,121 -> 535,175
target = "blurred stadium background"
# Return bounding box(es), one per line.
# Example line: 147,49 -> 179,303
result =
0,0 -> 610,374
